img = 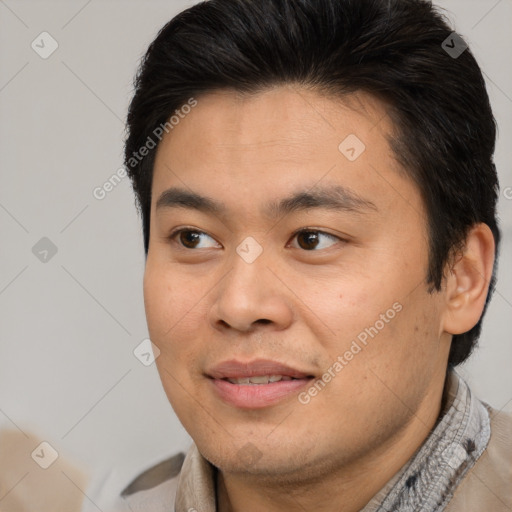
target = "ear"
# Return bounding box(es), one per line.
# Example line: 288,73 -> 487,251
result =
442,223 -> 496,335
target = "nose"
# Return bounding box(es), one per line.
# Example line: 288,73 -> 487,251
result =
208,249 -> 294,334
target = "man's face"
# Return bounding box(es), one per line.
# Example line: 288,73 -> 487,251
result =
144,86 -> 451,479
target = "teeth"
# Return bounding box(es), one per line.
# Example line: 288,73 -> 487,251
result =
250,375 -> 270,384
227,375 -> 295,385
228,377 -> 250,384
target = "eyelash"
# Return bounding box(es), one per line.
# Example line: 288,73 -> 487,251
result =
168,227 -> 345,251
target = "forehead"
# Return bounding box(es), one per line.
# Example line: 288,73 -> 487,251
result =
151,86 -> 420,220
157,86 -> 393,159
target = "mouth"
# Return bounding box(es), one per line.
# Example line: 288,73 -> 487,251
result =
225,375 -> 299,384
206,359 -> 315,409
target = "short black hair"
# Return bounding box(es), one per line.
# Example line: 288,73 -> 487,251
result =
124,0 -> 501,367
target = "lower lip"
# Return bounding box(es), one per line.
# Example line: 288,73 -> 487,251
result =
210,378 -> 312,409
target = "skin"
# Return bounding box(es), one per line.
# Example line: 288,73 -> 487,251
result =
144,85 -> 495,512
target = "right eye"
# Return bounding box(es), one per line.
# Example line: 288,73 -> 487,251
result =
169,228 -> 222,250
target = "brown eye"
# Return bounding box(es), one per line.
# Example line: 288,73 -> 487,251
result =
171,229 -> 220,249
291,230 -> 340,251
179,230 -> 201,248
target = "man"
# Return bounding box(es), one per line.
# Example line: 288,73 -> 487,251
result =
97,0 -> 511,510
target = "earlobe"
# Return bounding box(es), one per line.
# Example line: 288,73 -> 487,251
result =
442,223 -> 495,335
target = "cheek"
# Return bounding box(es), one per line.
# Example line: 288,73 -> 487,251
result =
310,281 -> 393,345
144,264 -> 211,370
324,277 -> 435,371
363,295 -> 443,376
144,264 -> 196,335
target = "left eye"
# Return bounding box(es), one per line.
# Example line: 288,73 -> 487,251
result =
289,230 -> 340,251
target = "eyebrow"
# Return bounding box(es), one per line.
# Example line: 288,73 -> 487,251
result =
155,185 -> 378,218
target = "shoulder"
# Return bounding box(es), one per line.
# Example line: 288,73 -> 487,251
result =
0,428 -> 89,512
84,452 -> 186,512
120,451 -> 186,497
446,404 -> 512,512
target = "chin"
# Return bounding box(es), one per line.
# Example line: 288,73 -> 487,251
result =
197,433 -> 317,477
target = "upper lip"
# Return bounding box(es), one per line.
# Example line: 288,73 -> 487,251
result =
207,359 -> 313,380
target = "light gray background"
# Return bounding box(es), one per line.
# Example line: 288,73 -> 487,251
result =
1,0 -> 511,495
